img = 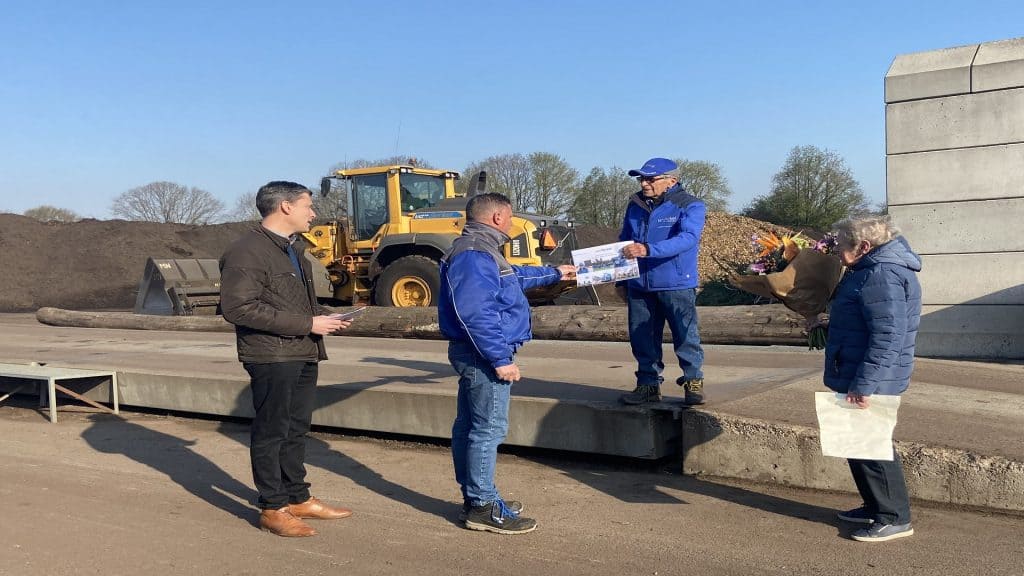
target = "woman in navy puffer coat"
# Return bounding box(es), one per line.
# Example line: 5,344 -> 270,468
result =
824,215 -> 921,543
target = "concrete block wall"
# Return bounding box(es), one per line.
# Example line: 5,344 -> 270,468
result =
885,37 -> 1024,359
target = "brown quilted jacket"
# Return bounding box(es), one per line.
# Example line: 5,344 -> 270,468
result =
219,226 -> 328,363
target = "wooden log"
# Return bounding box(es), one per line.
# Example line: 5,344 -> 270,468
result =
36,305 -> 808,345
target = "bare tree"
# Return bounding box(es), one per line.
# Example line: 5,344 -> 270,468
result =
673,159 -> 733,212
743,146 -> 869,230
111,181 -> 224,224
24,205 -> 80,223
528,152 -> 578,216
571,166 -> 634,228
462,153 -> 532,211
228,192 -> 261,222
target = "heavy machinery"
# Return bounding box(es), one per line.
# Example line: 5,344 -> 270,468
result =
134,163 -> 591,315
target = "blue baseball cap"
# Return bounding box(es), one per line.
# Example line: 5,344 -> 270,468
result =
628,157 -> 678,177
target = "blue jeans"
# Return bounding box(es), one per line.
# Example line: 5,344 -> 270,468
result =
448,340 -> 512,507
627,288 -> 704,387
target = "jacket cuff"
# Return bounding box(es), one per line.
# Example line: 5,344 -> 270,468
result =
492,357 -> 513,369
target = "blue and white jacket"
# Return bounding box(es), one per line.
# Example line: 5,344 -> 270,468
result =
618,184 -> 706,292
439,222 -> 562,368
824,236 -> 922,396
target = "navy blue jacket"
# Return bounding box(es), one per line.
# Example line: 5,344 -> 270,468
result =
439,222 -> 562,368
618,185 -> 706,292
824,236 -> 922,396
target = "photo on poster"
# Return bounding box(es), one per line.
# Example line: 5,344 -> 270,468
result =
571,241 -> 640,287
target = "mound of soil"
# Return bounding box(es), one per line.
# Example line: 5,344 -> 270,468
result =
0,211 -> 787,312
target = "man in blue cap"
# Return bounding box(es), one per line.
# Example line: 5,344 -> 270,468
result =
617,158 -> 707,405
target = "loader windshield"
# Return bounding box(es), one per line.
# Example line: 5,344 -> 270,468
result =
351,173 -> 389,240
398,173 -> 446,212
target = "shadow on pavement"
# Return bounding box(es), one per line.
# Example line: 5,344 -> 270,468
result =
80,414 -> 256,526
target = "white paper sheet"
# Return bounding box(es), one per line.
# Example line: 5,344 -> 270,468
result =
814,392 -> 901,460
571,241 -> 640,287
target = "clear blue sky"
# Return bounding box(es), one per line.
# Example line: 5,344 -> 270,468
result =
2,1 -> 1022,219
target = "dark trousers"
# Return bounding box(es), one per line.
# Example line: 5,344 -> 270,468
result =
243,361 -> 318,510
848,448 -> 912,524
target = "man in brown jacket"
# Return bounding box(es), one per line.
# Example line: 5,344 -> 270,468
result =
220,181 -> 352,537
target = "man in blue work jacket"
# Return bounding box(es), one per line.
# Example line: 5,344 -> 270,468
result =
439,192 -> 575,535
616,158 -> 707,405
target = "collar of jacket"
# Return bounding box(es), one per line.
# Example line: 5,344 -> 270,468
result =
461,221 -> 511,248
630,183 -> 688,212
258,225 -> 298,252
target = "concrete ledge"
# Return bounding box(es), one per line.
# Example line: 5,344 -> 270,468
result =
110,371 -> 680,460
886,88 -> 1024,154
886,144 -> 1024,205
885,44 -> 977,103
918,254 -> 1024,305
974,37 -> 1024,92
890,199 -> 1024,254
681,410 -> 1024,511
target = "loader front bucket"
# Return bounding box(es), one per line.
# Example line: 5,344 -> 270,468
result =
134,258 -> 222,316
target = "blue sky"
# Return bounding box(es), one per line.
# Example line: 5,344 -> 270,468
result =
2,1 -> 1022,219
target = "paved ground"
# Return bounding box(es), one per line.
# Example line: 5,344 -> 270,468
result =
2,313 -> 1022,460
1,406 -> 1022,576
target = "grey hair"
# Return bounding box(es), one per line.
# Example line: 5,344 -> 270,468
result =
255,181 -> 311,218
661,168 -> 681,181
832,215 -> 901,248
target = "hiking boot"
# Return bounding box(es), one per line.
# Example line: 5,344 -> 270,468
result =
459,500 -> 523,522
620,385 -> 661,405
851,522 -> 913,542
837,506 -> 875,524
463,499 -> 537,535
678,377 -> 705,405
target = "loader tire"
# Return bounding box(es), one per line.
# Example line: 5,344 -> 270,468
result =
374,255 -> 441,307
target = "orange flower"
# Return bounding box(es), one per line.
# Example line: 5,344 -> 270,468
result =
755,232 -> 783,258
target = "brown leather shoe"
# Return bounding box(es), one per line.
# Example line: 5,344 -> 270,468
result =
259,507 -> 317,537
288,497 -> 353,520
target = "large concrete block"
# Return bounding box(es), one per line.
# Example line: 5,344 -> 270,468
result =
887,144 -> 1024,205
884,44 -> 977,103
974,37 -> 1024,92
919,254 -> 1024,305
889,199 -> 1024,254
681,410 -> 1024,511
886,88 -> 1024,154
917,304 -> 1024,359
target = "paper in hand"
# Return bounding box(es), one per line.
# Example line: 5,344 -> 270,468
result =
329,306 -> 368,322
814,392 -> 900,460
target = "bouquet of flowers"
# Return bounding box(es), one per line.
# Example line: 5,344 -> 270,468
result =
722,231 -> 843,349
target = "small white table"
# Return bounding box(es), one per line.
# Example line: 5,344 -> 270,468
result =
0,363 -> 119,423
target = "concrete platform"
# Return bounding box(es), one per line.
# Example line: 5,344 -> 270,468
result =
0,313 -> 1021,510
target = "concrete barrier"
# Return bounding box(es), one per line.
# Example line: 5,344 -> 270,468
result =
681,410 -> 1024,512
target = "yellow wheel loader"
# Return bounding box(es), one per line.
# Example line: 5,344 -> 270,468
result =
134,164 -> 595,315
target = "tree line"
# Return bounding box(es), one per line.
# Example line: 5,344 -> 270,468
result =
22,145 -> 874,231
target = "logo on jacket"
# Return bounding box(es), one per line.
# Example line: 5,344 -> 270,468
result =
657,217 -> 677,224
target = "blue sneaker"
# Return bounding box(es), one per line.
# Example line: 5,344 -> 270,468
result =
463,499 -> 536,535
852,522 -> 914,542
459,499 -> 523,522
837,506 -> 874,524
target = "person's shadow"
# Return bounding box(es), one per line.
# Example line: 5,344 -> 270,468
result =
217,385 -> 461,526
81,413 -> 257,526
351,355 -> 843,530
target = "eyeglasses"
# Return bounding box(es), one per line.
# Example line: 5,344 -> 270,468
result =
636,175 -> 669,183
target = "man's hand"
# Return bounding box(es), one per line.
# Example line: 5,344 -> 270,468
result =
621,243 -> 648,258
311,315 -> 346,335
495,364 -> 521,382
556,264 -> 577,281
846,392 -> 870,409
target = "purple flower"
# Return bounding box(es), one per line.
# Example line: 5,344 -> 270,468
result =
749,262 -> 766,274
